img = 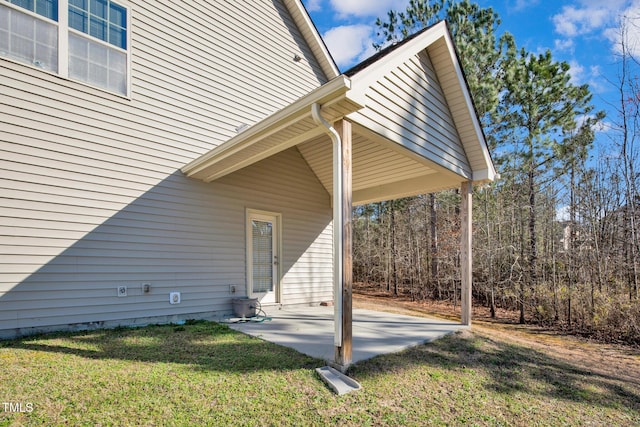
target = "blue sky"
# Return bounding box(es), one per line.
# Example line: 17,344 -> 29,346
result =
303,0 -> 640,135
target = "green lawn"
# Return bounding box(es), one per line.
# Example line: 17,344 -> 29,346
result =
1,320 -> 639,426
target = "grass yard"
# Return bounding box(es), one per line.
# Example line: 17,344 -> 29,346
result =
1,318 -> 639,426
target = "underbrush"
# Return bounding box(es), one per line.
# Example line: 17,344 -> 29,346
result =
354,281 -> 640,346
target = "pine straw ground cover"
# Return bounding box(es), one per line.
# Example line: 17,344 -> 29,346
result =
1,316 -> 639,426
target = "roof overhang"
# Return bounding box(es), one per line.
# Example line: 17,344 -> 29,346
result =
182,76 -> 362,182
182,21 -> 496,203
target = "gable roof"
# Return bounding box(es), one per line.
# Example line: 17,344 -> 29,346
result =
183,20 -> 496,203
344,21 -> 495,183
344,23 -> 433,77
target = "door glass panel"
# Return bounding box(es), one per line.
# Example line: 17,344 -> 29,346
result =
252,220 -> 273,294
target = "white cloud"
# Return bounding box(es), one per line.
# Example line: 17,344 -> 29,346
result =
511,0 -> 540,12
552,5 -> 611,37
567,61 -> 607,93
323,24 -> 375,68
568,60 -> 585,85
552,1 -> 640,65
587,65 -> 607,93
305,0 -> 323,12
604,3 -> 640,57
328,0 -> 407,19
552,0 -> 639,39
554,38 -> 574,53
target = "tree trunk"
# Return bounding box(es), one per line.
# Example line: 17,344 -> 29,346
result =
391,200 -> 398,296
526,167 -> 537,325
429,193 -> 438,296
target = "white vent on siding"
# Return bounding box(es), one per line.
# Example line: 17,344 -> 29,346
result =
169,292 -> 181,304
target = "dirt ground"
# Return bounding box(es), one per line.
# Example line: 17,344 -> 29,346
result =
352,290 -> 640,388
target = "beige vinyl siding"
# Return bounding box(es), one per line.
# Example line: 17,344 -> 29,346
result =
0,0 -> 331,336
0,147 -> 333,333
282,0 -> 339,79
217,148 -> 333,305
132,0 -> 327,126
349,49 -> 472,179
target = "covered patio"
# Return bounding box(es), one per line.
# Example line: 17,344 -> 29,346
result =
226,304 -> 464,364
182,22 -> 496,370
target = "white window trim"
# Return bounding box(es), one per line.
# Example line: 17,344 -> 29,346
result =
1,0 -> 132,98
57,0 -> 68,77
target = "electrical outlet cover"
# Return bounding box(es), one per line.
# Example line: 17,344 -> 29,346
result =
117,286 -> 127,297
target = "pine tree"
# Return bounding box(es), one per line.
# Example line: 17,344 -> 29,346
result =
495,45 -> 595,323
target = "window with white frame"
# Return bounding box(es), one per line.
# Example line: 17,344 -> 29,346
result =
0,1 -> 59,72
0,0 -> 129,95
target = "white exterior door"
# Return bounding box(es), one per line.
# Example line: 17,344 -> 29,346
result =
247,210 -> 280,304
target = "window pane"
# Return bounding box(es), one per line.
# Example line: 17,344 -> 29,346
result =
0,5 -> 7,27
69,0 -> 85,9
107,49 -> 126,93
68,7 -> 86,32
90,0 -> 105,18
88,39 -> 106,65
108,23 -> 124,49
35,40 -> 56,67
252,220 -> 274,294
1,3 -> 58,71
108,2 -> 125,27
0,10 -> 8,51
69,32 -> 126,95
9,0 -> 34,12
89,15 -> 105,41
0,30 -> 8,52
68,32 -> 88,76
67,0 -> 125,49
35,0 -> 56,20
35,14 -> 56,46
11,34 -> 34,62
11,9 -> 33,37
9,0 -> 57,20
108,44 -> 124,68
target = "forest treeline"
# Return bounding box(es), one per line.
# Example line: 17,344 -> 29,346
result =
353,1 -> 640,344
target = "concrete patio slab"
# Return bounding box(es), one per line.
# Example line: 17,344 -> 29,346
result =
226,305 -> 464,364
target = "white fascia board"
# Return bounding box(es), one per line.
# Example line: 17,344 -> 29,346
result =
438,30 -> 497,183
182,75 -> 354,177
472,168 -> 497,183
